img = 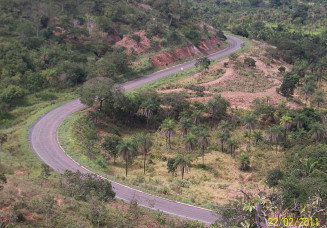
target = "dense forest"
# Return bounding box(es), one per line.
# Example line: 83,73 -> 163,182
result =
1,0 -> 327,227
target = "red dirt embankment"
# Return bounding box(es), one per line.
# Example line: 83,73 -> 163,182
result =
150,37 -> 222,68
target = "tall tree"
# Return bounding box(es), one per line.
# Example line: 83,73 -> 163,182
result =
174,154 -> 192,180
102,135 -> 122,165
183,133 -> 197,154
309,122 -> 325,151
244,114 -> 257,145
0,133 -> 7,165
134,133 -> 152,174
178,118 -> 193,138
271,125 -> 283,154
160,119 -> 176,152
312,90 -> 324,109
197,128 -> 210,165
217,130 -> 229,152
280,115 -> 292,144
226,137 -> 238,156
117,139 -> 138,176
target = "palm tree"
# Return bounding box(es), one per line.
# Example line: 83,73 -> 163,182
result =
134,133 -> 152,174
238,153 -> 250,171
253,130 -> 263,145
174,154 -> 192,179
312,90 -> 324,109
184,133 -> 197,154
271,125 -> 283,154
197,128 -> 210,164
207,98 -> 219,130
226,137 -> 238,156
117,139 -> 138,176
244,114 -> 256,145
0,133 -> 7,165
160,119 -> 176,152
218,120 -> 232,133
309,122 -> 325,151
265,126 -> 273,149
178,118 -> 193,137
192,110 -> 202,125
217,130 -> 229,152
293,113 -> 306,129
280,115 -> 292,144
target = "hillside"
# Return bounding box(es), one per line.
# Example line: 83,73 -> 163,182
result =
1,0 -> 327,227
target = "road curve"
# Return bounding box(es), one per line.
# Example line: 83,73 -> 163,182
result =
29,35 -> 243,225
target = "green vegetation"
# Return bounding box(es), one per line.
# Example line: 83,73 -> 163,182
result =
2,0 -> 327,227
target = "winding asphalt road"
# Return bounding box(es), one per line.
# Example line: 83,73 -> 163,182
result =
29,35 -> 243,225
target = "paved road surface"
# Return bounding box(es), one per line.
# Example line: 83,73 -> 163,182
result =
29,35 -> 243,225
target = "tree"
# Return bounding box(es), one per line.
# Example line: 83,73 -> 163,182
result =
167,158 -> 177,176
191,110 -> 202,125
40,193 -> 56,228
309,122 -> 325,151
178,118 -> 193,137
118,139 -> 138,176
0,133 -> 7,165
197,128 -> 210,165
102,135 -> 122,165
79,77 -> 114,112
0,172 -> 6,191
26,71 -> 44,95
195,57 -> 211,72
160,119 -> 176,152
280,115 -> 292,144
87,196 -> 108,227
174,154 -> 192,180
218,120 -> 232,133
280,73 -> 298,97
226,137 -> 238,156
238,153 -> 250,171
140,97 -> 158,130
134,133 -> 152,174
312,90 -> 324,109
183,133 -> 197,154
271,125 -> 283,154
207,94 -> 229,130
253,131 -> 263,145
244,114 -> 257,145
293,113 -> 306,129
40,163 -> 51,185
217,130 -> 229,152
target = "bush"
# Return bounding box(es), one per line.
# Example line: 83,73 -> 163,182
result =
266,168 -> 283,188
278,66 -> 286,72
244,57 -> 256,67
131,34 -> 141,43
36,92 -> 58,101
96,156 -> 107,168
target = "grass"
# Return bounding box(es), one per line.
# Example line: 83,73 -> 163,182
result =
58,105 -> 285,210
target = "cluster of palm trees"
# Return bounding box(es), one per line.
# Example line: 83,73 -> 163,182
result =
103,133 -> 153,177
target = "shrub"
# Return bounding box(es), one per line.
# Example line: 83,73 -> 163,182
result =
278,66 -> 286,72
131,34 -> 141,43
266,168 -> 283,188
36,92 -> 58,101
244,57 -> 256,67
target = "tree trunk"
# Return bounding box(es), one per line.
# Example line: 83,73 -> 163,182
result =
125,157 -> 128,176
143,149 -> 147,174
221,140 -> 224,152
275,142 -> 278,154
146,118 -> 149,130
202,145 -> 204,165
181,166 -> 184,180
168,134 -> 171,152
113,155 -> 116,165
